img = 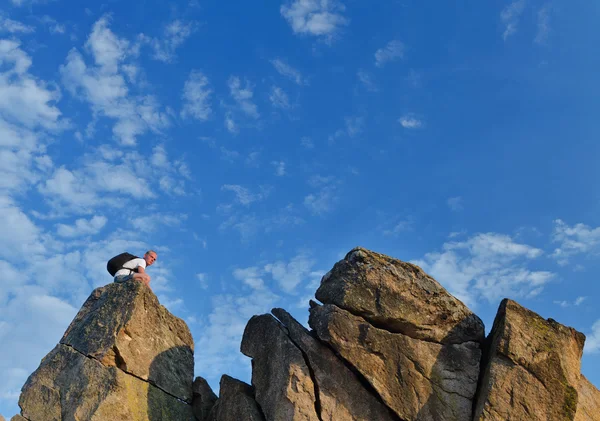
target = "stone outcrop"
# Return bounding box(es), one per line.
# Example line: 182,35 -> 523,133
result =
315,247 -> 485,344
16,281 -> 195,421
14,246 -> 600,421
241,313 -> 320,421
192,376 -> 218,421
474,299 -> 586,421
575,376 -> 600,421
61,281 -> 194,402
207,375 -> 265,421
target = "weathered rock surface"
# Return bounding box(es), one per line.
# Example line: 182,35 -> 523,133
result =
241,314 -> 320,421
192,376 -> 218,421
474,299 -> 586,421
10,416 -> 26,421
575,375 -> 600,421
272,308 -> 398,421
18,344 -> 194,421
309,303 -> 480,421
61,281 -> 194,402
315,247 -> 485,344
208,375 -> 265,421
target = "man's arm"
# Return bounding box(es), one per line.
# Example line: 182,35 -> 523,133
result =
137,265 -> 146,274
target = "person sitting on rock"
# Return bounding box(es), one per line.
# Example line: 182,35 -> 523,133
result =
113,250 -> 157,288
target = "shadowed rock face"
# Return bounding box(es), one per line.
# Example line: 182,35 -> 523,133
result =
474,299 -> 586,421
17,281 -> 195,421
207,375 -> 265,421
192,376 -> 218,421
315,247 -> 485,345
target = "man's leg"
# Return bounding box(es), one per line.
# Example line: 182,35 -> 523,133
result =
114,274 -> 133,283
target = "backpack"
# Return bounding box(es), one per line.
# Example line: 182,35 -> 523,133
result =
107,252 -> 140,276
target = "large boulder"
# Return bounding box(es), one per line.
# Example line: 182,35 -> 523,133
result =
309,303 -> 480,421
241,314 -> 320,421
17,280 -> 195,420
272,308 -> 398,421
474,299 -> 586,421
18,344 -> 193,421
315,247 -> 484,344
208,375 -> 265,421
192,376 -> 218,421
61,281 -> 194,402
575,376 -> 600,421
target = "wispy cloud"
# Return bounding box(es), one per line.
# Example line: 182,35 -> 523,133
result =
0,16 -> 35,34
55,215 -> 107,238
271,161 -> 286,176
501,0 -> 526,41
413,232 -> 552,307
60,16 -> 170,145
357,69 -> 378,92
221,184 -> 269,206
228,76 -> 259,118
535,4 -> 551,45
181,70 -> 212,121
447,196 -> 464,212
271,58 -> 306,85
304,175 -> 339,216
584,320 -> 600,355
138,20 -> 197,63
269,86 -> 290,109
375,40 -> 405,67
551,219 -> 600,265
399,113 -> 424,129
280,0 -> 348,40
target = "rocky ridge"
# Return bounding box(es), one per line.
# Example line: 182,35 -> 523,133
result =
12,247 -> 600,421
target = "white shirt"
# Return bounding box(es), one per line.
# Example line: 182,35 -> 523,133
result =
114,258 -> 147,277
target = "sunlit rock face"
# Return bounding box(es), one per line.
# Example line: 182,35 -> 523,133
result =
14,247 -> 600,421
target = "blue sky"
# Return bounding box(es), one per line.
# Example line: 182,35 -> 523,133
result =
1,0 -> 599,417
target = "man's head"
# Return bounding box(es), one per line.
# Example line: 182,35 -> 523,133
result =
144,250 -> 157,266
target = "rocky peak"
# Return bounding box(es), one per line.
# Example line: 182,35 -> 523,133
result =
12,247 -> 600,421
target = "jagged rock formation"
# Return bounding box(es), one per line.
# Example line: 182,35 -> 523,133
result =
16,281 -> 195,421
14,246 -> 600,421
474,299 -> 587,420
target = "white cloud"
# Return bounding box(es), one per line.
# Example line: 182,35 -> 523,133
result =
357,69 -> 378,92
575,296 -> 587,306
271,161 -> 286,176
551,219 -> 600,265
584,320 -> 600,355
233,266 -> 265,290
501,0 -> 526,41
301,136 -> 314,149
399,114 -> 424,129
60,16 -> 170,145
196,273 -> 208,289
0,16 -> 35,33
304,175 -> 339,216
270,58 -> 306,85
129,213 -> 187,232
0,196 -> 46,260
269,86 -> 290,109
535,4 -> 551,45
413,232 -> 551,307
138,20 -> 197,63
181,70 -> 212,121
228,76 -> 259,118
383,218 -> 413,236
224,112 -> 237,134
280,0 -> 348,39
194,288 -> 280,380
447,196 -> 463,211
56,215 -> 107,238
221,184 -> 269,206
375,40 -> 404,67
264,253 -> 316,293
